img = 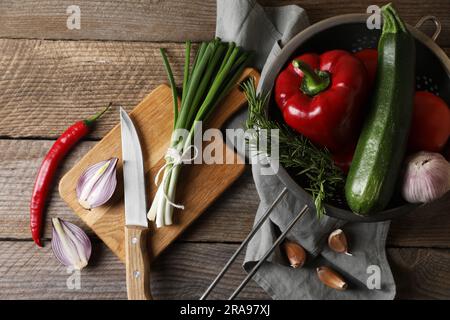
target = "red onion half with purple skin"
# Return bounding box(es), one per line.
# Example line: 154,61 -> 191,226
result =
76,158 -> 118,209
51,218 -> 92,270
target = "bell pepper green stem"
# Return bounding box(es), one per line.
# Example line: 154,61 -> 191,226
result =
292,60 -> 331,96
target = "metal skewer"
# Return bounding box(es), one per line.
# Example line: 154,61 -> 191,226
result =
200,187 -> 288,300
228,205 -> 308,300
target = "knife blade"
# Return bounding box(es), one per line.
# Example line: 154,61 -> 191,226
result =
120,107 -> 152,300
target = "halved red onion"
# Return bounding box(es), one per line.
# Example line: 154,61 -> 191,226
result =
76,158 -> 118,209
51,218 -> 92,270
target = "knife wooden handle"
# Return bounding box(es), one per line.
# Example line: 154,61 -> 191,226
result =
125,225 -> 152,300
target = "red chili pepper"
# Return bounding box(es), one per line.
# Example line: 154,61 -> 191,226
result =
274,50 -> 368,152
30,103 -> 111,247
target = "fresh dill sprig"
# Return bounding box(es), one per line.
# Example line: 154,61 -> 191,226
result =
242,78 -> 345,218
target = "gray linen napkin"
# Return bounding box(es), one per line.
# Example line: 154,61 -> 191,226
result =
216,0 -> 396,300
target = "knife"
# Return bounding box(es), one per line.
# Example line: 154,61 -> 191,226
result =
120,107 -> 152,300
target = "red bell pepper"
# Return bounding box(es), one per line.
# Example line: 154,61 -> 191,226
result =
274,50 -> 368,152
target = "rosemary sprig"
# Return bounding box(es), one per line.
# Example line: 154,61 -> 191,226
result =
242,78 -> 345,218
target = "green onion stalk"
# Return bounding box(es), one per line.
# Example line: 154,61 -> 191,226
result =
148,39 -> 252,228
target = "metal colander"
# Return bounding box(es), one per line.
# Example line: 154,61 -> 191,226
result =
200,14 -> 449,301
258,14 -> 450,222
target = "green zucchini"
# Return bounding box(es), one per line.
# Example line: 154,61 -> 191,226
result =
345,4 -> 416,215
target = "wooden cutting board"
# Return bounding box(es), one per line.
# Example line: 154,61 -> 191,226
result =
59,68 -> 259,263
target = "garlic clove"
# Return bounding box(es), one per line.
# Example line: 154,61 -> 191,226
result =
282,240 -> 306,268
316,266 -> 348,291
76,158 -> 118,209
328,229 -> 352,256
51,218 -> 92,270
402,152 -> 450,204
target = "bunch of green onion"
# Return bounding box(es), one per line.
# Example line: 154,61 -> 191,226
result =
148,39 -> 252,228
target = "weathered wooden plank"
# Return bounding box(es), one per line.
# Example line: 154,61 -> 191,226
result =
0,40 -> 196,139
0,0 -> 216,42
0,40 -> 449,139
389,247 -> 450,299
388,192 -> 450,248
0,241 -> 269,300
1,139 -> 450,249
0,240 -> 448,299
0,0 -> 448,45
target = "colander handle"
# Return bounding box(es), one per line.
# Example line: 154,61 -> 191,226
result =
415,16 -> 442,42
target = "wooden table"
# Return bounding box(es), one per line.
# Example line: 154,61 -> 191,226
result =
1,0 -> 449,300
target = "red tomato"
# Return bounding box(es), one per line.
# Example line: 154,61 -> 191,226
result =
354,49 -> 378,88
408,91 -> 450,152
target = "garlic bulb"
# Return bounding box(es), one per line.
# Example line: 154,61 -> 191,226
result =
51,218 -> 92,270
76,158 -> 118,209
402,152 -> 450,203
